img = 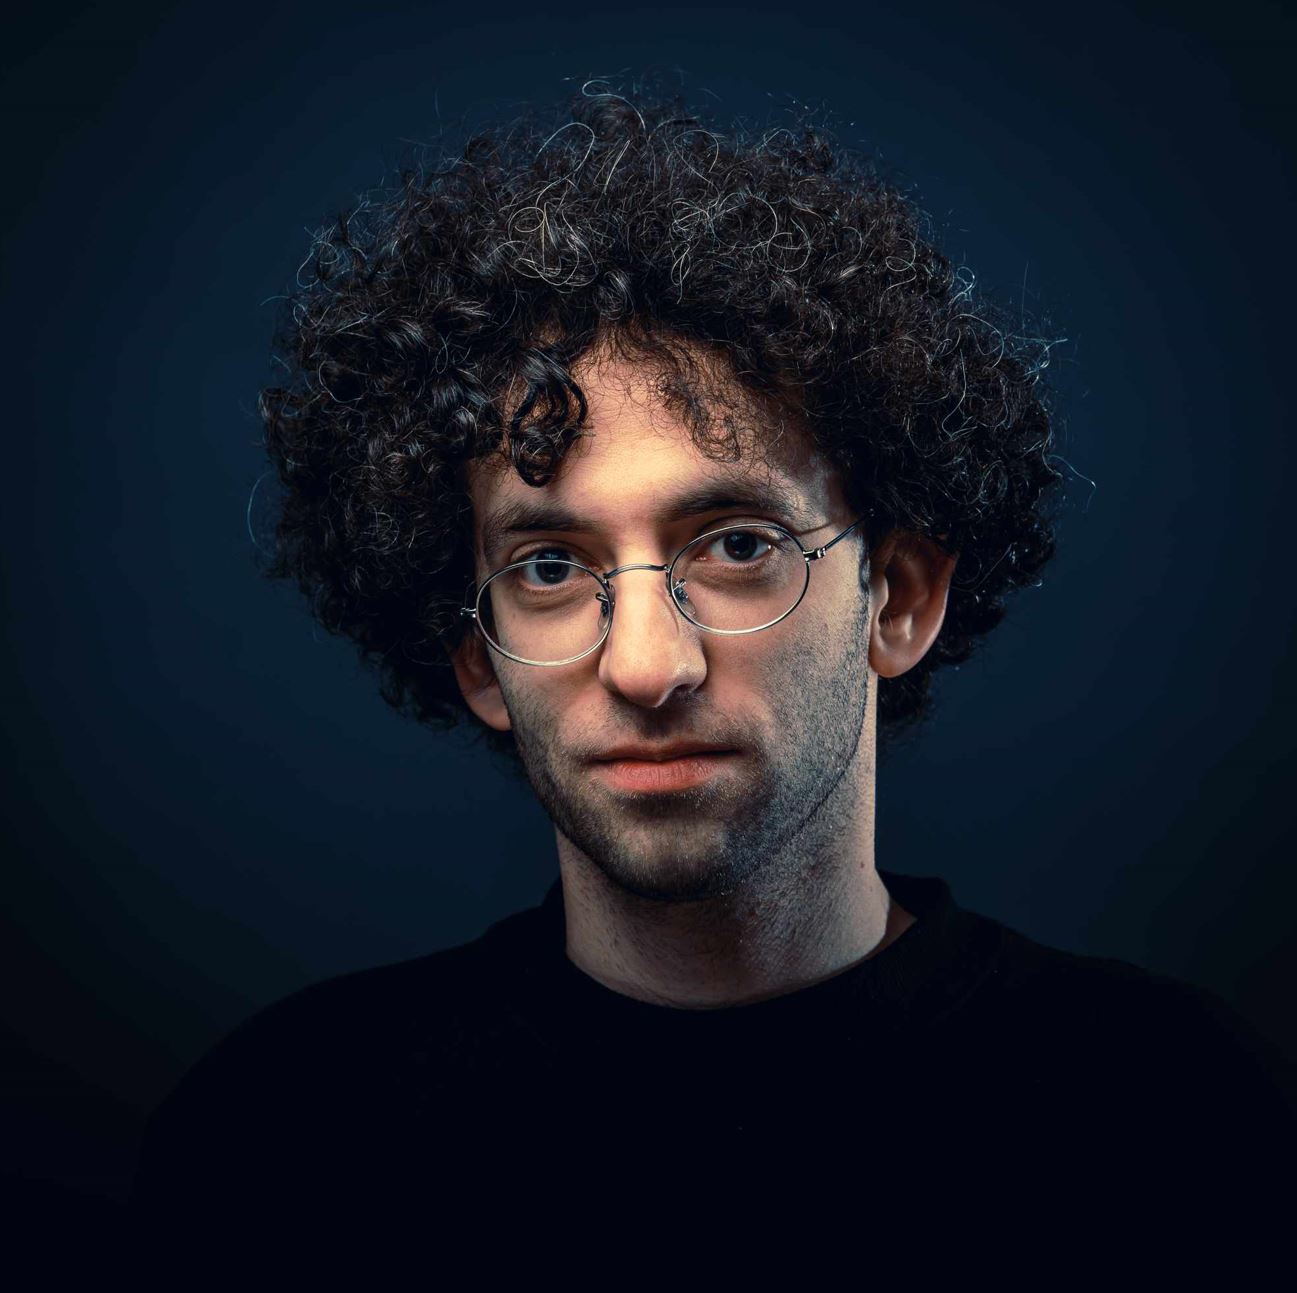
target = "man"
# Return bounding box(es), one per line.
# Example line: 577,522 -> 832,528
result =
131,84 -> 1294,1276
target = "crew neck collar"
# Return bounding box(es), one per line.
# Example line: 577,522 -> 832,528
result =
505,867 -> 1002,1043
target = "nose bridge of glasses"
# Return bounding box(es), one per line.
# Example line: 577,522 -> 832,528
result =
603,561 -> 671,581
593,563 -> 702,638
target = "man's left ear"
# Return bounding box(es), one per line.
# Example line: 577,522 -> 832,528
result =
866,531 -> 960,679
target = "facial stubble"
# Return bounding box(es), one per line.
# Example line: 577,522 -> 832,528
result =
502,590 -> 873,905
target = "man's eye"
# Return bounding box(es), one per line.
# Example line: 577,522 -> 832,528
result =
514,545 -> 577,564
509,519 -> 788,568
698,528 -> 778,564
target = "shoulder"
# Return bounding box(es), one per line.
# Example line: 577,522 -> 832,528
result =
131,905 -> 540,1205
162,896 -> 544,1077
163,941 -> 480,1084
970,915 -> 1297,1116
952,919 -> 1297,1247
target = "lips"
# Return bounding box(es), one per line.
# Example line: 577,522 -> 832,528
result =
593,745 -> 735,763
592,749 -> 738,792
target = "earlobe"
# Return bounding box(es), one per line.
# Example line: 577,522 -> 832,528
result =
450,632 -> 513,733
867,531 -> 960,680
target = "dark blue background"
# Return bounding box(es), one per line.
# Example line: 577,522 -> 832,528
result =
4,0 -> 1293,1203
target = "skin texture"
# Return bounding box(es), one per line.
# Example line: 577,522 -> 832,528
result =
452,346 -> 958,1010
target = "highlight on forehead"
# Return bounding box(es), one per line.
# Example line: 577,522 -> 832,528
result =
585,331 -> 807,459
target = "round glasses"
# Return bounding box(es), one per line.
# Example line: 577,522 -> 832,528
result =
460,513 -> 870,666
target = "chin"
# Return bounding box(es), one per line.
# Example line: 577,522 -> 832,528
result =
598,852 -> 750,905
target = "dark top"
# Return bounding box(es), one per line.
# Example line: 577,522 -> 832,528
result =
129,870 -> 1296,1279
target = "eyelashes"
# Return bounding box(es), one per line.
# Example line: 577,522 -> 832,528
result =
507,517 -> 789,567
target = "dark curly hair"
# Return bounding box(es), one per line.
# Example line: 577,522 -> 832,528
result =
257,80 -> 1069,776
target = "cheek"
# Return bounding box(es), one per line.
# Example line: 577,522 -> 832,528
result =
505,674 -> 594,751
490,666 -> 549,734
719,614 -> 830,684
821,560 -> 872,646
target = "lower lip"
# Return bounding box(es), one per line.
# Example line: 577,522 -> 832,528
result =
592,752 -> 737,792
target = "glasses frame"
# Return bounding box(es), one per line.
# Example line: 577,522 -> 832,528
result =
459,509 -> 874,667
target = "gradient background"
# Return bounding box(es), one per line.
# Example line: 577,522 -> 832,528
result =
4,0 -> 1294,1209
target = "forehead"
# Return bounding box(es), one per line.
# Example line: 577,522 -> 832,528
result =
466,349 -> 841,557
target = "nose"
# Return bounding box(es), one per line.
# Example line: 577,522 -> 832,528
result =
596,569 -> 708,708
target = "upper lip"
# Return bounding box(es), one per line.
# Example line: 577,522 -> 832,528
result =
594,742 -> 735,763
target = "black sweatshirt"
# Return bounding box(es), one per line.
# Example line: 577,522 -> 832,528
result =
129,869 -> 1296,1281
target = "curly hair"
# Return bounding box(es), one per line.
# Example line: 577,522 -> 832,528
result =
257,80 -> 1068,776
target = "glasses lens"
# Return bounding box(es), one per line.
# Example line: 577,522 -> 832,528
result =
671,525 -> 808,632
476,526 -> 808,664
479,559 -> 610,664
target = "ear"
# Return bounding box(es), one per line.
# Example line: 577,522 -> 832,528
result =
450,629 -> 513,733
867,530 -> 960,679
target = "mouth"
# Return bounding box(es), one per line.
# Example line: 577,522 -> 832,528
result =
591,743 -> 737,763
590,750 -> 738,793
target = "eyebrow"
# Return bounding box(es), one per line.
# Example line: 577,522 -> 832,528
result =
479,477 -> 813,562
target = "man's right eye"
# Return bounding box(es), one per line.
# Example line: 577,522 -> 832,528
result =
512,546 -> 577,564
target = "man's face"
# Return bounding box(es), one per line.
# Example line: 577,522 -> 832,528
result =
458,351 -> 875,905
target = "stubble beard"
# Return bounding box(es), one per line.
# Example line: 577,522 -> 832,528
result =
506,598 -> 872,906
